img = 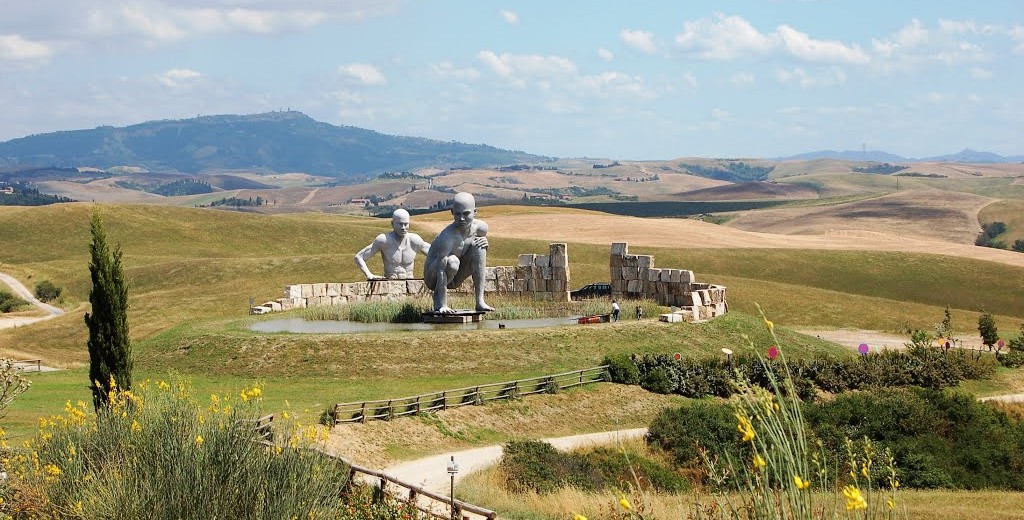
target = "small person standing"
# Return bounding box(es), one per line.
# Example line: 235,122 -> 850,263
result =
635,305 -> 643,320
611,300 -> 620,321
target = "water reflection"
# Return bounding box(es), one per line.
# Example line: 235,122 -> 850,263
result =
250,316 -> 580,333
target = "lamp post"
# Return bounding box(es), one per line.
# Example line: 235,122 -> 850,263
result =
447,455 -> 459,520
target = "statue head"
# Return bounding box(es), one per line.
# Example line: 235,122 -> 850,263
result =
450,192 -> 476,229
391,208 -> 411,237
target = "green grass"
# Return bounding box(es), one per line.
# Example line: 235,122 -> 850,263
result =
978,199 -> 1024,245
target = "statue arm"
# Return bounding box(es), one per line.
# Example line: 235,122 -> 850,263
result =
354,235 -> 386,279
472,220 -> 488,249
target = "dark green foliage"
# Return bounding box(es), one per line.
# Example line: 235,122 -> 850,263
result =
805,388 -> 1024,490
1013,239 -> 1024,253
203,196 -> 265,207
33,280 -> 62,303
679,162 -> 775,182
650,388 -> 1024,490
0,181 -> 74,206
150,178 -> 213,196
853,163 -> 908,174
647,402 -> 742,469
84,213 -> 133,410
0,290 -> 27,313
603,353 -> 640,385
616,348 -> 994,401
499,440 -> 687,494
976,221 -> 1009,249
978,311 -> 999,349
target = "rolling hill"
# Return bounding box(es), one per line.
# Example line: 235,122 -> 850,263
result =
0,111 -> 550,177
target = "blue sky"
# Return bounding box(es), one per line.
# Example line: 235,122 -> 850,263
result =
1,1 -> 1022,159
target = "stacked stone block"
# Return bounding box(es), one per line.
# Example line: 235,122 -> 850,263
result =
252,243 -> 571,314
609,242 -> 727,322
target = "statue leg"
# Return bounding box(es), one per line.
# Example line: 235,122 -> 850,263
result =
468,245 -> 493,312
430,255 -> 460,313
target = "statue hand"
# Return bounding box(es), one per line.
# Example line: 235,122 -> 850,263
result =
471,236 -> 489,250
367,275 -> 385,281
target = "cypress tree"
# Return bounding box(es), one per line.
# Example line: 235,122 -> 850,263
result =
978,311 -> 998,351
84,213 -> 133,410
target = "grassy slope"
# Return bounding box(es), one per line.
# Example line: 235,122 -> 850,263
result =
1,203 -> 1022,437
978,199 -> 1024,244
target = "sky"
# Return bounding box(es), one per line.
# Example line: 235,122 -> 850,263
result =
1,1 -> 1022,160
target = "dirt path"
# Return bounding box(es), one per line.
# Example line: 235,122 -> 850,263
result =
799,328 -> 985,351
356,428 -> 647,519
298,187 -> 320,205
0,272 -> 64,331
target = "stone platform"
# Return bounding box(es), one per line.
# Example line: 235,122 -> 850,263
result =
421,311 -> 485,324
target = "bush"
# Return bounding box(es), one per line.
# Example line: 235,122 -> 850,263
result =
0,290 -> 27,313
647,401 -> 741,469
0,380 -> 355,518
499,439 -> 686,494
640,366 -> 676,394
603,353 -> 639,385
33,279 -> 62,302
805,387 -> 1024,490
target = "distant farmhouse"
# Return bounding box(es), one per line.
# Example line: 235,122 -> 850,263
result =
0,187 -> 14,195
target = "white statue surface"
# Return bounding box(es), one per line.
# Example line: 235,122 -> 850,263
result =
423,192 -> 494,314
354,209 -> 431,280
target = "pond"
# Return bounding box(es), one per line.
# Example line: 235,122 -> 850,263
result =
250,316 -> 583,334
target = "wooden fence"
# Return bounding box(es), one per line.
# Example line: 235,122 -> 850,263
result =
11,359 -> 42,372
331,365 -> 610,425
255,422 -> 497,520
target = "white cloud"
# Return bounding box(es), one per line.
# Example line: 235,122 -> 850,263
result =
0,34 -> 53,62
431,60 -> 480,81
729,72 -> 755,86
674,13 -> 867,65
777,25 -> 870,64
153,68 -> 202,87
776,66 -> 847,88
970,67 -> 993,80
500,9 -> 519,25
938,19 -> 977,34
597,47 -> 614,61
710,108 -> 729,119
682,72 -> 698,88
675,13 -> 772,60
477,51 -> 577,79
575,71 -> 654,99
1011,25 -> 1024,54
620,29 -> 658,54
339,63 -> 387,86
894,18 -> 929,46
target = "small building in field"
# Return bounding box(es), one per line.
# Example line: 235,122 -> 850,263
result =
0,187 -> 14,195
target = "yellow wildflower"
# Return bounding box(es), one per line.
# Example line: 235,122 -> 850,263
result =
763,317 -> 774,333
195,435 -> 204,446
861,465 -> 870,478
753,454 -> 766,470
842,485 -> 867,511
887,499 -> 895,511
735,413 -> 755,442
573,513 -> 588,520
793,475 -> 810,490
618,495 -> 632,510
131,420 -> 142,433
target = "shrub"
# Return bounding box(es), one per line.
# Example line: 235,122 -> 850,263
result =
806,387 -> 1024,490
603,353 -> 639,385
0,380 -> 354,518
0,290 -> 27,313
640,366 -> 676,394
33,279 -> 62,303
647,401 -> 741,469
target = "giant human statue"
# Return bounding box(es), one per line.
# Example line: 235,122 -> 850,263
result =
424,192 -> 494,314
354,209 -> 431,280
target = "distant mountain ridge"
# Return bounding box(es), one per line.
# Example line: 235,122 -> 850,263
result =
778,148 -> 1024,163
0,111 -> 550,178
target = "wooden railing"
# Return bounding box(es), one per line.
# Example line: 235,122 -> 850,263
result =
11,359 -> 42,372
330,366 -> 609,425
254,420 -> 497,520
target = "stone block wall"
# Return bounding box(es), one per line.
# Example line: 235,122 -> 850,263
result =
251,243 -> 570,314
609,242 -> 727,322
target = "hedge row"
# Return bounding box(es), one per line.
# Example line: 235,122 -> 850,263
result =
604,345 -> 996,401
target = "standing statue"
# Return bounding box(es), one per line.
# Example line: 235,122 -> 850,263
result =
424,192 -> 494,314
354,209 -> 431,280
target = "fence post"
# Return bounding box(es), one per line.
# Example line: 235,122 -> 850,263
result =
579,369 -> 584,385
415,395 -> 420,415
442,391 -> 447,411
361,402 -> 366,423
